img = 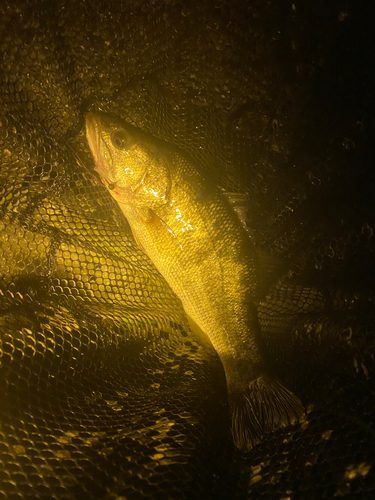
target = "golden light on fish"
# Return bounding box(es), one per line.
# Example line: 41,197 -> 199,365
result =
85,111 -> 304,452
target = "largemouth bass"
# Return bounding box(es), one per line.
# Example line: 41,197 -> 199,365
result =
85,111 -> 304,451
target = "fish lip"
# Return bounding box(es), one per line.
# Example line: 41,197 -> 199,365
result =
102,178 -> 134,204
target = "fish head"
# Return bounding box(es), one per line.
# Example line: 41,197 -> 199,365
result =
85,112 -> 171,208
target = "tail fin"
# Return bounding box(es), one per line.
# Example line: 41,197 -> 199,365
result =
229,376 -> 304,452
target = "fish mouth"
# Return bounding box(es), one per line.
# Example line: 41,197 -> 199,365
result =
85,112 -> 133,204
85,112 -> 116,183
85,112 -> 102,165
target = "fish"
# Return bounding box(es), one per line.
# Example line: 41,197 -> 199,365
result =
85,111 -> 304,451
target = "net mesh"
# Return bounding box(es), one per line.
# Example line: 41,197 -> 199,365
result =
0,0 -> 374,498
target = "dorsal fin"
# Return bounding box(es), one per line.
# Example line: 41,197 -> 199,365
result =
255,249 -> 287,301
222,191 -> 252,234
222,190 -> 286,297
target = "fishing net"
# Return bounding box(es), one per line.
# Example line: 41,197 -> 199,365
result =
0,0 -> 374,498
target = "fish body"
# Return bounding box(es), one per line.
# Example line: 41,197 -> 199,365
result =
85,111 -> 304,451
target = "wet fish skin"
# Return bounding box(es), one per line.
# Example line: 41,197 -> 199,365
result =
85,111 -> 304,451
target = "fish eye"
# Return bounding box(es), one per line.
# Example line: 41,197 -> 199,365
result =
111,129 -> 132,150
113,136 -> 123,148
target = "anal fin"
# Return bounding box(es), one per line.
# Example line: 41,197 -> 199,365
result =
185,311 -> 215,353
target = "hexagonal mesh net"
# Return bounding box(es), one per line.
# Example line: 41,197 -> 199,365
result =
0,0 -> 374,498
